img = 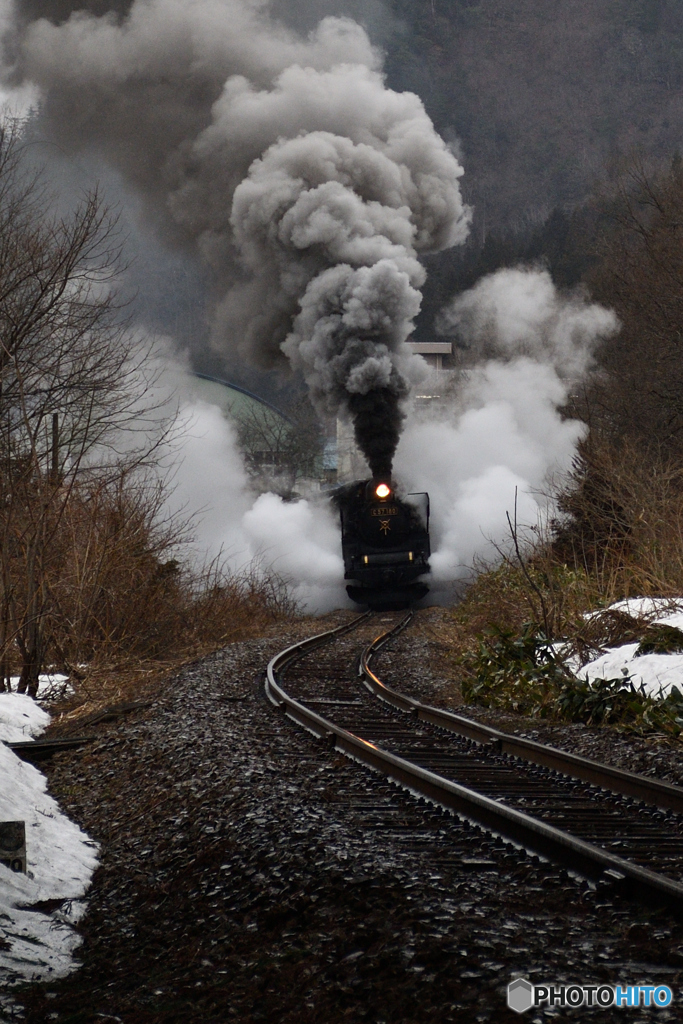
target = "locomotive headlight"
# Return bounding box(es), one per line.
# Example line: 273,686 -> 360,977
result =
375,483 -> 391,499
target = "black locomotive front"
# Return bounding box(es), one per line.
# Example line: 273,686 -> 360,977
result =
334,479 -> 430,610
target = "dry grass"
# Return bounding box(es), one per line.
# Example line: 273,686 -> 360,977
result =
552,440 -> 683,598
43,607 -> 360,732
0,471 -> 303,709
45,476 -> 296,665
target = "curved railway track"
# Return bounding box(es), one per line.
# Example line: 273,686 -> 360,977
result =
266,610 -> 683,916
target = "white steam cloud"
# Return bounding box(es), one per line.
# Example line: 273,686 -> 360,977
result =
436,267 -> 618,378
395,360 -> 583,585
395,268 -> 619,588
162,393 -> 347,612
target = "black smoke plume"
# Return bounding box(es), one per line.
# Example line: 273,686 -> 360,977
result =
13,0 -> 471,474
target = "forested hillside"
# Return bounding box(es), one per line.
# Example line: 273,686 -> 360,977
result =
385,0 -> 683,228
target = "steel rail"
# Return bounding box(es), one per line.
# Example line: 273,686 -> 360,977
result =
266,613 -> 683,914
359,616 -> 683,814
5,736 -> 95,761
265,612 -> 373,710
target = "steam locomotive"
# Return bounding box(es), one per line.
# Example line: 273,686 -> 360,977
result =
333,478 -> 430,610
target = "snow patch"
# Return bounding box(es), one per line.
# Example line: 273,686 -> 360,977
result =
0,694 -> 50,744
579,598 -> 683,698
0,695 -> 98,988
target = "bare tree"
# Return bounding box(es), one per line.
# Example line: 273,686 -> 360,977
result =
0,119 -> 166,695
234,394 -> 325,495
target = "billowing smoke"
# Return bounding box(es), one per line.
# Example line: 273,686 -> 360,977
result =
160,379 -> 347,613
81,335 -> 346,612
13,0 -> 470,476
395,268 -> 619,588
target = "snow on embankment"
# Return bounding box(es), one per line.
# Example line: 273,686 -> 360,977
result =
0,691 -> 98,988
577,598 -> 683,698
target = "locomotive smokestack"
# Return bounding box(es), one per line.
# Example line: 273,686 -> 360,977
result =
348,385 -> 404,482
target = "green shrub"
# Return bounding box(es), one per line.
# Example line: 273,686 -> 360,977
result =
555,676 -> 683,736
554,674 -> 650,726
462,623 -> 574,716
462,621 -> 683,738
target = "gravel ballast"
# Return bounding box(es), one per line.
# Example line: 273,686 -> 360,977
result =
8,614 -> 683,1023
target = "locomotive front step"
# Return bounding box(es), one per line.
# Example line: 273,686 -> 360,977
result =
346,582 -> 430,611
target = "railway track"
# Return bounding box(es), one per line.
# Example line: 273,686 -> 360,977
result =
266,610 -> 683,916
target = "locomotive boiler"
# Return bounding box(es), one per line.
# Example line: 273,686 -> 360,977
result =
334,478 -> 430,610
